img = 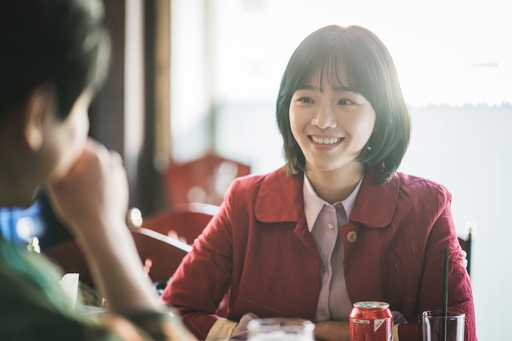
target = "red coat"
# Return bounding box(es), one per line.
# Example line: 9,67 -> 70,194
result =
161,167 -> 477,341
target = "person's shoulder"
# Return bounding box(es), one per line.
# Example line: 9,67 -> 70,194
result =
231,166 -> 290,189
227,166 -> 301,208
394,172 -> 449,191
394,172 -> 452,203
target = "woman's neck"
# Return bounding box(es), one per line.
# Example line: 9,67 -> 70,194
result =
305,163 -> 365,205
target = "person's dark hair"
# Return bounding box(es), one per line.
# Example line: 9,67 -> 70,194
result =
0,0 -> 109,124
276,25 -> 411,184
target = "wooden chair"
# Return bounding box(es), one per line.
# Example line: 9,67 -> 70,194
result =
162,153 -> 250,207
139,203 -> 219,245
458,221 -> 476,276
43,227 -> 190,289
129,227 -> 191,283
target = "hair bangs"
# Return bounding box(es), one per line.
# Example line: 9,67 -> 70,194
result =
285,45 -> 358,95
318,54 -> 357,93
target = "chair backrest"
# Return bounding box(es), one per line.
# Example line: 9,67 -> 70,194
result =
141,203 -> 219,245
43,227 -> 191,288
458,221 -> 476,276
163,153 -> 250,207
129,227 -> 191,283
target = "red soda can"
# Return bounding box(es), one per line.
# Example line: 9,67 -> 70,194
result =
349,301 -> 393,341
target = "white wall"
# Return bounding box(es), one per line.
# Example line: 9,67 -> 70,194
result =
400,104 -> 512,340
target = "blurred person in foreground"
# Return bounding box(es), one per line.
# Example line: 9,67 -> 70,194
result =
0,0 -> 195,340
160,25 -> 477,341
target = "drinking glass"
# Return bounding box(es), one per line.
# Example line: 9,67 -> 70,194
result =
422,310 -> 465,341
247,318 -> 314,341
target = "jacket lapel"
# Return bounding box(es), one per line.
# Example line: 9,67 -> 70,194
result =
254,167 -> 304,223
350,168 -> 401,228
254,168 -> 317,255
254,167 -> 401,229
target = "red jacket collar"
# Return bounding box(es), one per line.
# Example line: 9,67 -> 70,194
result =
254,167 -> 400,228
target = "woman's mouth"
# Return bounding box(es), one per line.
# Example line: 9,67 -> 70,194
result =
310,136 -> 343,145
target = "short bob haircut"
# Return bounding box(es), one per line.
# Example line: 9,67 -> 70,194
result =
276,25 -> 411,184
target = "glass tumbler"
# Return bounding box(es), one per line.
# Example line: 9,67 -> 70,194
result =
422,310 -> 465,341
247,317 -> 315,341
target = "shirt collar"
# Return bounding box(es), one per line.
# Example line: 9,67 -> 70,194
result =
303,173 -> 364,232
254,167 -> 399,229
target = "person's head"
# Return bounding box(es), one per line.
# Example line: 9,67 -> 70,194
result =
0,0 -> 109,206
276,25 -> 410,184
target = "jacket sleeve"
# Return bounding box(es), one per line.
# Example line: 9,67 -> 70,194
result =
159,182 -> 238,340
398,186 -> 477,341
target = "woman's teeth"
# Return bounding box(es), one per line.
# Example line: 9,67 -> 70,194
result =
311,136 -> 342,145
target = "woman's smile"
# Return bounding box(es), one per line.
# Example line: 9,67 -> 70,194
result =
310,135 -> 344,145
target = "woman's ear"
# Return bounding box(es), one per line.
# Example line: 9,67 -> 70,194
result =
23,84 -> 57,151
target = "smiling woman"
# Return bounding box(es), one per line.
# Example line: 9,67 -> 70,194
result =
161,24 -> 476,341
169,2 -> 511,340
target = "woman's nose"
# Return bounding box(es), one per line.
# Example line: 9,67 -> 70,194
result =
311,104 -> 337,129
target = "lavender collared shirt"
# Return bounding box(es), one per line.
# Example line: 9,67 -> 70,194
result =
303,173 -> 363,322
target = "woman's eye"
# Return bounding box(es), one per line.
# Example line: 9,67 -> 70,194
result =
339,99 -> 353,105
298,97 -> 313,103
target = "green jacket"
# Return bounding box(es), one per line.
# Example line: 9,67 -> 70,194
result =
0,236 -> 180,341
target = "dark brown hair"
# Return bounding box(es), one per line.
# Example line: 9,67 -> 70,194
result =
276,25 -> 410,183
0,0 -> 109,123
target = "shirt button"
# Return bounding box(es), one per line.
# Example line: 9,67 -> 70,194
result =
347,231 -> 358,243
320,309 -> 326,317
328,223 -> 334,229
322,266 -> 328,272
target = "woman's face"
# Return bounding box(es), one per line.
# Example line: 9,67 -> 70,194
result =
289,75 -> 376,176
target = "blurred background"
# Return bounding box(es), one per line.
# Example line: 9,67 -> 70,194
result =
1,0 -> 510,339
